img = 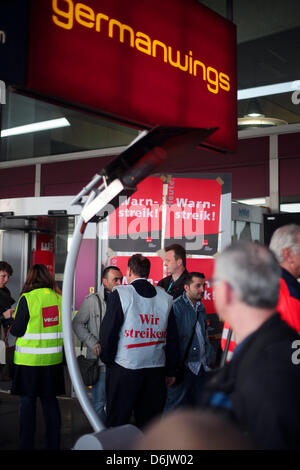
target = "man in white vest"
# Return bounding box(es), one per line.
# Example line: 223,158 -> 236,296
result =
100,254 -> 179,429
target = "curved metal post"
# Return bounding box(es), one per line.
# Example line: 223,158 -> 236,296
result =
62,191 -> 104,433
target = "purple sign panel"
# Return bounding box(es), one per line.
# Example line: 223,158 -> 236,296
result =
75,239 -> 96,310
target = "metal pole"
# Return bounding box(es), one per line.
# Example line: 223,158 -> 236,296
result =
62,191 -> 104,433
95,221 -> 103,292
62,187 -> 143,450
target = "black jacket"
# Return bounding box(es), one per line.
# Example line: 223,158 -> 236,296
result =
157,269 -> 189,299
201,314 -> 300,450
0,286 -> 15,328
100,279 -> 179,376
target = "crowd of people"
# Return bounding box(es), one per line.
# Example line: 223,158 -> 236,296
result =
1,223 -> 300,450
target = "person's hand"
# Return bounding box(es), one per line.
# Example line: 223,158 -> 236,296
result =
3,308 -> 14,319
92,343 -> 101,357
165,376 -> 176,387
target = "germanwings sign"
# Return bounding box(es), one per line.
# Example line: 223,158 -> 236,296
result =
24,0 -> 237,152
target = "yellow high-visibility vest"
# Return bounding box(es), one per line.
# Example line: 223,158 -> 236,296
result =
14,288 -> 63,366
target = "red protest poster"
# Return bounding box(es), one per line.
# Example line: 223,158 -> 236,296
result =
165,177 -> 222,255
109,177 -> 163,252
109,255 -> 220,335
31,249 -> 55,276
36,233 -> 55,253
186,258 -> 215,314
32,233 -> 56,275
110,256 -> 164,286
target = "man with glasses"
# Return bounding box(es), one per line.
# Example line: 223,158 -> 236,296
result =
201,241 -> 300,450
221,224 -> 300,364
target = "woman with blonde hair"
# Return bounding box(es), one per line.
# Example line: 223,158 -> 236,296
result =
10,264 -> 65,450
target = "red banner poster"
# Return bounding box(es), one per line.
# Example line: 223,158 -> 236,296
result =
109,177 -> 163,252
110,256 -> 215,313
31,249 -> 55,276
110,256 -> 221,336
186,258 -> 214,314
36,233 -> 55,253
165,177 -> 222,255
110,256 -> 164,286
31,233 -> 56,275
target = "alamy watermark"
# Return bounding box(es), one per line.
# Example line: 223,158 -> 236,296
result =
0,28 -> 6,104
0,80 -> 6,105
0,30 -> 5,45
105,196 -> 215,250
291,339 -> 300,365
291,80 -> 300,105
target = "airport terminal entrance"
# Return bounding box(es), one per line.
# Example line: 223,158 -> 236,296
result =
0,214 -> 75,303
0,195 -> 102,308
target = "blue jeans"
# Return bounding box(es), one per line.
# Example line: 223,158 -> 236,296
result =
91,368 -> 106,425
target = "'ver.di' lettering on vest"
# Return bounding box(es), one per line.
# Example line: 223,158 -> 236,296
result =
42,305 -> 59,327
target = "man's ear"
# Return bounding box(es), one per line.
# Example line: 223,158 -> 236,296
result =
126,267 -> 132,278
223,280 -> 235,305
282,247 -> 291,263
184,284 -> 189,293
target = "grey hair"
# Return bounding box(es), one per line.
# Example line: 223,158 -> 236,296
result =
214,241 -> 280,309
269,224 -> 300,263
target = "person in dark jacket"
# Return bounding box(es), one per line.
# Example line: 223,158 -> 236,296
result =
100,254 -> 179,429
200,241 -> 300,450
10,264 -> 65,450
221,224 -> 300,363
72,266 -> 123,424
269,223 -> 300,333
0,261 -> 15,379
0,261 -> 15,328
158,244 -> 189,299
164,272 -> 213,411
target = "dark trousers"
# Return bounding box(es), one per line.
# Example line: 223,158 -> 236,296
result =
184,367 -> 207,406
106,363 -> 166,429
19,395 -> 61,450
164,366 -> 207,412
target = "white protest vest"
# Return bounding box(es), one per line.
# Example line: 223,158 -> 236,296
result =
114,284 -> 173,370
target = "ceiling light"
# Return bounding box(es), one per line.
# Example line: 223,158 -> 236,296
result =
239,98 -> 287,129
280,203 -> 300,213
238,80 -> 300,100
238,116 -> 287,128
237,198 -> 267,206
245,99 -> 264,118
1,117 -> 70,138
